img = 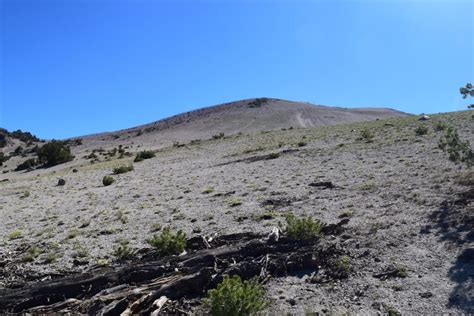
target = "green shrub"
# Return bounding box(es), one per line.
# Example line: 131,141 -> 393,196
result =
9,130 -> 39,143
0,132 -> 6,148
102,176 -> 115,186
37,140 -> 74,167
112,165 -> 134,174
134,150 -> 155,162
267,152 -> 280,159
415,125 -> 428,136
146,227 -> 186,255
360,129 -> 374,142
438,127 -> 474,167
334,255 -> 350,276
8,229 -> 22,240
15,158 -> 37,171
202,187 -> 215,194
0,152 -> 10,166
433,121 -> 447,131
13,146 -> 24,156
284,213 -> 325,241
113,239 -> 134,259
248,98 -> 269,108
206,275 -> 267,316
297,141 -> 307,147
212,133 -> 225,140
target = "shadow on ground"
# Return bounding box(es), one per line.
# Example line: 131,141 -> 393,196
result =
428,186 -> 474,312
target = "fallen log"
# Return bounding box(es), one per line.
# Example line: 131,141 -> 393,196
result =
0,224 -> 348,314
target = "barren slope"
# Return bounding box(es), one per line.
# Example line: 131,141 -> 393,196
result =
78,98 -> 408,148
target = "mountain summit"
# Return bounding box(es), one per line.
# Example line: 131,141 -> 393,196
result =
89,98 -> 408,144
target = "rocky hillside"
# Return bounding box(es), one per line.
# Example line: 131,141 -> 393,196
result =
1,98 -> 408,176
0,109 -> 472,314
80,98 -> 408,145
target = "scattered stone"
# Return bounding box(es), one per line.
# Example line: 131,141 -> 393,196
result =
57,178 -> 66,186
419,292 -> 433,298
418,115 -> 431,121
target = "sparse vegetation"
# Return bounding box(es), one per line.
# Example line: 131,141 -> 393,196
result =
44,252 -> 58,264
13,145 -> 24,156
206,275 -> 267,316
284,213 -> 325,241
227,197 -> 242,207
9,130 -> 40,143
0,132 -> 6,148
267,152 -> 280,159
112,165 -> 134,174
15,158 -> 37,171
334,255 -> 350,277
248,97 -> 269,108
134,150 -> 155,162
212,132 -> 225,140
20,191 -> 30,199
146,227 -> 186,255
113,239 -> 134,259
433,121 -> 447,131
415,125 -> 428,136
0,152 -> 9,166
22,245 -> 42,262
7,229 -> 22,240
395,264 -> 408,278
102,176 -> 115,186
202,187 -> 214,194
360,129 -> 374,142
438,127 -> 473,167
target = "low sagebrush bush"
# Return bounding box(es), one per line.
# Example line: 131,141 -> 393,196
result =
146,227 -> 186,255
102,176 -> 114,186
206,275 -> 267,316
433,121 -> 447,131
212,133 -> 225,140
284,213 -> 325,241
360,129 -> 374,142
438,127 -> 473,167
113,239 -> 134,259
267,152 -> 280,159
415,125 -> 428,136
113,165 -> 134,174
134,150 -> 155,162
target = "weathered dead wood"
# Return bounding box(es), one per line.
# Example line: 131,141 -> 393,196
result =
0,224 -> 348,314
216,149 -> 299,166
308,181 -> 342,189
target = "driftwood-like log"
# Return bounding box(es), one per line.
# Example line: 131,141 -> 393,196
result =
0,223 -> 348,314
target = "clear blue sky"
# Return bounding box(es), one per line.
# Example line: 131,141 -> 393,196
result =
1,0 -> 473,139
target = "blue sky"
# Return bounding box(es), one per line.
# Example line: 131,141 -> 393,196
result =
1,0 -> 473,139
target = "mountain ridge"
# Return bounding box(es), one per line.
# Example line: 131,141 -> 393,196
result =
78,98 -> 409,143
